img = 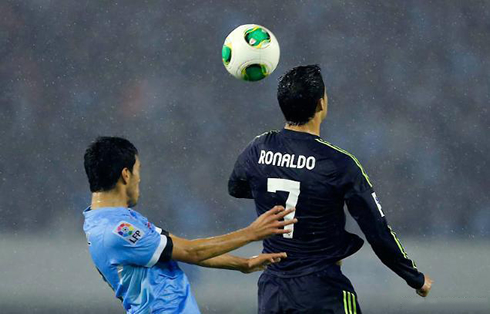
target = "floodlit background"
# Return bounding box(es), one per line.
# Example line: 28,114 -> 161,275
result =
1,1 -> 489,313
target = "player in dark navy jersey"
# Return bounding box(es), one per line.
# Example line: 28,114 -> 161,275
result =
229,65 -> 433,313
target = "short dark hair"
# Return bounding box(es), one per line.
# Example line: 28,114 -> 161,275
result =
277,65 -> 325,125
84,137 -> 138,192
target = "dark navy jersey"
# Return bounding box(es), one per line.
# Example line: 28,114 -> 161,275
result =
229,129 -> 424,289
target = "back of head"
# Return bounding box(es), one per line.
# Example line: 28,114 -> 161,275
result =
84,137 -> 138,193
277,65 -> 325,125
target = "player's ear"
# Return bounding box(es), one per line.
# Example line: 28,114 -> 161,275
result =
316,97 -> 325,113
317,87 -> 328,113
121,168 -> 131,185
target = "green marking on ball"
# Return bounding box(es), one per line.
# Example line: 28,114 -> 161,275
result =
242,64 -> 269,81
222,45 -> 232,65
244,27 -> 270,47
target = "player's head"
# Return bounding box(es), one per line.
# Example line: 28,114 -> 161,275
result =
84,137 -> 140,207
277,65 -> 328,126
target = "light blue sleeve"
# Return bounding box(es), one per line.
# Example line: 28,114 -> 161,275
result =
104,217 -> 169,267
130,210 -> 163,234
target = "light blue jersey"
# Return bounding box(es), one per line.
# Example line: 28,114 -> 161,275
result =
83,207 -> 201,314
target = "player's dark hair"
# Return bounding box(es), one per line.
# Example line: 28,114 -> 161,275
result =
277,65 -> 325,125
84,136 -> 138,192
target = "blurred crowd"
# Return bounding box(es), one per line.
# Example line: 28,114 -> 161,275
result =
0,0 -> 488,238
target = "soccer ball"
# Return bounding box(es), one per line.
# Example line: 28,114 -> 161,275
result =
222,24 -> 280,82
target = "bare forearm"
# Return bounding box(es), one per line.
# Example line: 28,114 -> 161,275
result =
170,207 -> 296,265
171,228 -> 254,264
197,254 -> 247,271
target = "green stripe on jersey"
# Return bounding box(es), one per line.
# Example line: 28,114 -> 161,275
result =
388,225 -> 418,269
315,139 -> 373,187
347,291 -> 352,313
343,291 -> 357,314
343,291 -> 349,314
352,293 -> 357,314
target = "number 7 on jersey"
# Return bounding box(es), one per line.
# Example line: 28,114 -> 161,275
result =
267,178 -> 301,239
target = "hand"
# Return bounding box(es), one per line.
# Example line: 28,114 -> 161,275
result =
416,274 -> 433,297
247,206 -> 297,241
241,252 -> 287,273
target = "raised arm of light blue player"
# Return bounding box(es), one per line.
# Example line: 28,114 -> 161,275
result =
170,233 -> 287,273
168,206 -> 296,265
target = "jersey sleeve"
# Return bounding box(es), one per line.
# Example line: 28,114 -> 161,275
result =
105,219 -> 173,267
343,158 -> 425,289
228,141 -> 253,199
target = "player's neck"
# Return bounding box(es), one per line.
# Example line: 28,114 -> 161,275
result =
91,188 -> 128,210
284,116 -> 321,137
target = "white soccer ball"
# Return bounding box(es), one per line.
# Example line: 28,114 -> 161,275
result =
222,24 -> 280,81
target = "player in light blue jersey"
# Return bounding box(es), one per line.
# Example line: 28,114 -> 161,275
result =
83,137 -> 297,314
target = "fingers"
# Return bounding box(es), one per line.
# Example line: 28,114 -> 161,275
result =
416,289 -> 429,297
266,257 -> 281,264
246,253 -> 287,273
276,228 -> 293,235
273,205 -> 285,212
260,253 -> 287,258
274,252 -> 287,259
262,207 -> 296,224
264,206 -> 285,216
274,208 -> 295,220
427,278 -> 434,287
416,274 -> 433,297
267,256 -> 284,264
260,253 -> 288,264
265,252 -> 287,260
253,206 -> 297,239
416,282 -> 433,297
276,218 -> 298,227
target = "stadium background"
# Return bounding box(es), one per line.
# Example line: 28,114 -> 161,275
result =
0,1 -> 489,313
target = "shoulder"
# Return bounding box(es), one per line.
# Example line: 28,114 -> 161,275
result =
87,209 -> 132,232
103,212 -> 147,247
254,129 -> 280,140
314,138 -> 373,185
249,129 -> 280,149
250,129 -> 280,145
314,138 -> 357,162
238,129 -> 280,156
128,209 -> 149,223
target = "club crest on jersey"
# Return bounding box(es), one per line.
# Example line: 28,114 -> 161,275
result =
113,221 -> 145,245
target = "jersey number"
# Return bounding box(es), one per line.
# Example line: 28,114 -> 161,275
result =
267,178 -> 300,239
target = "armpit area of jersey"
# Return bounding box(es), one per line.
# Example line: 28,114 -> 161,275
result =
228,178 -> 253,199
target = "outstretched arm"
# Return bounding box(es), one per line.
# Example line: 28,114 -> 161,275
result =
193,252 -> 287,273
168,206 -> 296,265
346,189 -> 425,289
342,157 -> 432,296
